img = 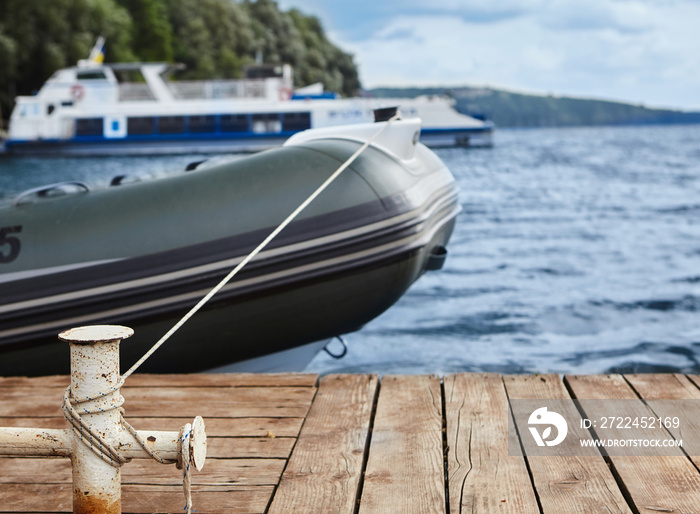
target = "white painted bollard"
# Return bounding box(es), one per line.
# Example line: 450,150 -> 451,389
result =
64,325 -> 127,513
0,325 -> 206,514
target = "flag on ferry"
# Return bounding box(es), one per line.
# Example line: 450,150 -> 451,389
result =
88,36 -> 105,64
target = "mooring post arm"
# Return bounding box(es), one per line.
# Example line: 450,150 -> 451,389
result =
0,427 -> 196,460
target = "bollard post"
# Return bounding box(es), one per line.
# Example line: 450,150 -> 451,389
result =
0,325 -> 207,514
59,325 -> 133,514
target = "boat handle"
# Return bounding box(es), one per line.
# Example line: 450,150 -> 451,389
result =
13,181 -> 90,206
323,335 -> 348,359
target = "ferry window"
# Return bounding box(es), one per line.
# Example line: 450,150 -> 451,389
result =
251,113 -> 282,134
47,104 -> 55,115
221,114 -> 248,132
282,112 -> 311,132
20,103 -> 41,117
77,70 -> 107,81
189,115 -> 216,133
61,101 -> 74,107
76,118 -> 104,136
112,69 -> 144,83
158,116 -> 185,134
127,117 -> 155,135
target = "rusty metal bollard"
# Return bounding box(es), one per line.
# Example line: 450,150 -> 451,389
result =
0,325 -> 206,514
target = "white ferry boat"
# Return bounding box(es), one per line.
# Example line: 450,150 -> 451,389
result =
5,55 -> 493,155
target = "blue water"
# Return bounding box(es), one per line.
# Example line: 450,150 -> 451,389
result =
3,124 -> 700,374
309,124 -> 700,375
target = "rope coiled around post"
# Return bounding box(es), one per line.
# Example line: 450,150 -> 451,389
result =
62,385 -> 196,513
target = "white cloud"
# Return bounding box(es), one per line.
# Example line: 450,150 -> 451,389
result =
539,0 -> 654,33
280,0 -> 700,109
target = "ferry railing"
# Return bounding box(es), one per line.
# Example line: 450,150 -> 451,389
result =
168,79 -> 267,100
118,83 -> 156,102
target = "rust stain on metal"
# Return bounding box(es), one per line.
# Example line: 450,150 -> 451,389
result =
73,490 -> 120,514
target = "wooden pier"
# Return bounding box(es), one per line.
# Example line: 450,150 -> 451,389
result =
2,372 -> 700,513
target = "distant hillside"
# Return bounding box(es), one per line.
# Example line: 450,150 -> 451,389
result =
370,86 -> 700,128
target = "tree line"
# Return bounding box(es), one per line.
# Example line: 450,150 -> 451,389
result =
0,0 -> 360,122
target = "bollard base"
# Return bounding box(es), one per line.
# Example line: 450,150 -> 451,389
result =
73,491 -> 120,514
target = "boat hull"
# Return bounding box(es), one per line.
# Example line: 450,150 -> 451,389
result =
0,129 -> 459,375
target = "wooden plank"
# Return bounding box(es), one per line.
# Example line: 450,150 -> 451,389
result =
207,436 -> 295,459
0,376 -> 70,388
628,373 -> 700,399
123,485 -> 274,514
268,374 -> 378,514
0,457 -> 286,486
0,483 -> 72,513
688,375 -> 700,391
359,375 -> 445,514
444,373 -> 539,513
0,483 -> 274,514
565,375 -> 684,450
0,458 -> 71,485
0,416 -> 304,437
0,386 -> 316,418
128,458 -> 285,486
566,374 -> 700,514
625,373 -> 700,467
504,374 -> 631,513
0,373 -> 318,388
124,373 -> 318,388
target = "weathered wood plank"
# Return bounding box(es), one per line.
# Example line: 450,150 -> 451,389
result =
0,386 -> 316,418
624,373 -> 700,466
566,374 -> 700,514
444,373 -> 539,513
123,484 -> 274,514
0,416 -> 304,437
504,374 -> 631,514
0,483 -> 72,512
124,373 -> 318,388
268,374 -> 378,514
206,436 -> 295,459
0,373 -> 318,388
0,483 -> 274,513
628,373 -> 700,399
359,375 -> 445,514
0,457 -> 286,485
687,375 -> 700,391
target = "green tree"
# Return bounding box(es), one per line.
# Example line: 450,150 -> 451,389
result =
0,0 -> 133,124
116,0 -> 172,61
165,0 -> 254,79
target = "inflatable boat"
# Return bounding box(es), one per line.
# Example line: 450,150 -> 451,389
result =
0,118 -> 460,375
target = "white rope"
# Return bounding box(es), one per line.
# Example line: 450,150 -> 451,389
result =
121,114 -> 399,380
178,423 -> 194,514
62,387 -> 129,468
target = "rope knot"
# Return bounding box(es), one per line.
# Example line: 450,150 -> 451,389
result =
62,380 -> 196,512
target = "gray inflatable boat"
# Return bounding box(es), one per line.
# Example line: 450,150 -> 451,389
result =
0,118 -> 460,375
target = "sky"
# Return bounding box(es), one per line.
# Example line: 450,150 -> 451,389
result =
277,0 -> 700,111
